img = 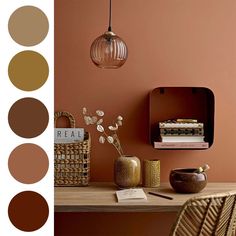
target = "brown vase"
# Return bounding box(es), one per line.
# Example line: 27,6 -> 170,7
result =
114,155 -> 141,188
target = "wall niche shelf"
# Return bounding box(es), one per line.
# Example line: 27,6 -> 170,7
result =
149,87 -> 215,150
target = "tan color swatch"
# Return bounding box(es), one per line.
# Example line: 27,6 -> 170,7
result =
8,50 -> 49,91
8,191 -> 49,232
8,144 -> 49,184
8,6 -> 49,46
8,97 -> 49,138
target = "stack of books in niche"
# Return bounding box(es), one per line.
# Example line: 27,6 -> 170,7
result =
154,119 -> 209,149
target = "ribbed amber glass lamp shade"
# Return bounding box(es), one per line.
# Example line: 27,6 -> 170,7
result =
90,31 -> 128,69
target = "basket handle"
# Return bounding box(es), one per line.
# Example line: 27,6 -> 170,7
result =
54,111 -> 75,128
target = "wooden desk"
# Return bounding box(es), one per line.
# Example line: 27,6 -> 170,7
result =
55,182 -> 236,213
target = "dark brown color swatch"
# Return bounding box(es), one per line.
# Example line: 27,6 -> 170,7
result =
8,144 -> 49,184
8,98 -> 49,138
8,191 -> 49,231
8,6 -> 49,46
8,50 -> 49,91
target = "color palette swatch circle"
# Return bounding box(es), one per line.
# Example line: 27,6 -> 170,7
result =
8,6 -> 49,46
8,191 -> 49,232
8,97 -> 49,138
8,50 -> 49,91
8,144 -> 49,184
4,1 -> 52,235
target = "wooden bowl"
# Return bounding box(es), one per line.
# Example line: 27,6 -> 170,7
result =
169,168 -> 207,193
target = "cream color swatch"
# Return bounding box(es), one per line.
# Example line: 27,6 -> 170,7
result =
8,6 -> 49,46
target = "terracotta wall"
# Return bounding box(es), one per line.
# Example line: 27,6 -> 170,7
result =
55,0 -> 236,235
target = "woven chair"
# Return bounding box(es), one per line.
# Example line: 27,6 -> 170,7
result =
170,190 -> 236,236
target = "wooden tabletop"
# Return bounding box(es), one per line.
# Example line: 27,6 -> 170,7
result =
55,182 -> 236,213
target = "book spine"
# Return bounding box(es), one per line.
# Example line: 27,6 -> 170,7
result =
160,128 -> 204,136
161,137 -> 205,143
154,142 -> 209,149
159,123 -> 204,128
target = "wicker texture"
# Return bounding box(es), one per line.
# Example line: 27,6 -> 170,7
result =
54,111 -> 91,186
170,191 -> 236,236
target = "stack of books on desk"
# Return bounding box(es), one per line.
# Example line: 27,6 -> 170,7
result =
155,119 -> 209,149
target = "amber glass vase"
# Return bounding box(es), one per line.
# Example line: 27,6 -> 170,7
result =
114,155 -> 141,189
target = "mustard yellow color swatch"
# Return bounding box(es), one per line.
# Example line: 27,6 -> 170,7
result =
8,51 -> 49,91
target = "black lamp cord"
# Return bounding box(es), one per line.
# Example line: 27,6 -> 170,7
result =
108,0 -> 112,31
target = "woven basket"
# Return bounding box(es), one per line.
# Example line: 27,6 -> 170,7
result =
54,111 -> 91,186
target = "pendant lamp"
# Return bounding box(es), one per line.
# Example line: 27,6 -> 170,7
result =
90,0 -> 128,69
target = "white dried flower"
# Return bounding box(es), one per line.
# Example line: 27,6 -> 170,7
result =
107,136 -> 114,143
117,120 -> 122,126
117,116 -> 123,121
97,125 -> 104,132
96,110 -> 104,116
99,136 -> 105,144
82,108 -> 124,156
91,116 -> 98,124
108,123 -> 118,131
97,119 -> 103,125
82,107 -> 87,115
84,116 -> 92,125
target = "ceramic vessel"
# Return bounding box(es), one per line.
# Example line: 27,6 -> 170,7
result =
169,168 -> 207,193
143,159 -> 160,187
114,155 -> 141,188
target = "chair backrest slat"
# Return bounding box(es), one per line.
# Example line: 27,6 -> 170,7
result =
223,195 -> 236,236
170,191 -> 236,236
198,198 -> 213,235
213,196 -> 227,235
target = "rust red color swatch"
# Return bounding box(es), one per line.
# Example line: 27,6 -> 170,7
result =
8,191 -> 49,232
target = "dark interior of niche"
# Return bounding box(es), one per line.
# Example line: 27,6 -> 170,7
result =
149,87 -> 215,148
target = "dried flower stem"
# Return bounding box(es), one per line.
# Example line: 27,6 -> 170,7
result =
114,130 -> 124,156
82,108 -> 125,157
103,130 -> 123,156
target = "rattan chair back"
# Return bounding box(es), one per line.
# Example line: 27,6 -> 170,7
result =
170,190 -> 236,236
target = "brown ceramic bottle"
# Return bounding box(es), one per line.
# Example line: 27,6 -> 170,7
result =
114,155 -> 141,189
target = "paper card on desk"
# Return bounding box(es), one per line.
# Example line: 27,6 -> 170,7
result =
116,189 -> 147,203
